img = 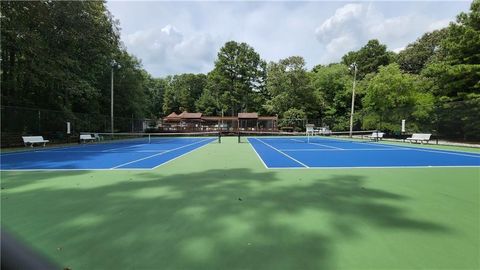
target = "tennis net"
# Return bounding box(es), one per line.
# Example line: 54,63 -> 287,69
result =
80,131 -> 221,145
238,130 -> 380,143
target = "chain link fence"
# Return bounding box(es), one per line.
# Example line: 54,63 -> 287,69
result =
276,98 -> 479,144
1,106 -> 154,147
2,98 -> 478,147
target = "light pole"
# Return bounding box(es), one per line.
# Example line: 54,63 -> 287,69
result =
349,62 -> 357,137
110,60 -> 120,134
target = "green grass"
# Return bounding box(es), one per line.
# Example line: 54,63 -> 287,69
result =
1,137 -> 479,269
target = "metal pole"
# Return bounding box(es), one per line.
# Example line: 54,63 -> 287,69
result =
349,63 -> 357,138
111,64 -> 114,134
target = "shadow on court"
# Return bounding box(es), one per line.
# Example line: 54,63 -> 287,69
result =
1,169 -> 451,270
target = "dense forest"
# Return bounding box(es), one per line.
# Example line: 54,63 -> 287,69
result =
1,1 -> 479,140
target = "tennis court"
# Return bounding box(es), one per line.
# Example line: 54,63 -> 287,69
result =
1,136 -> 479,269
0,133 -> 219,170
246,136 -> 480,169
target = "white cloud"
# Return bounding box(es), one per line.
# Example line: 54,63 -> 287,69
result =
107,1 -> 470,76
427,19 -> 452,32
315,3 -> 459,63
392,47 -> 405,53
325,35 -> 358,56
125,25 -> 217,76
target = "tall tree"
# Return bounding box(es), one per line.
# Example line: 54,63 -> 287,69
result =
143,76 -> 167,118
422,0 -> 480,140
1,1 -> 120,112
396,30 -> 447,74
264,56 -> 319,118
342,39 -> 394,79
361,64 -> 434,132
162,74 -> 207,114
309,63 -> 355,130
1,1 -> 154,133
201,41 -> 266,116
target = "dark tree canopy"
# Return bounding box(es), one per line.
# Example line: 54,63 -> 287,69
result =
397,30 -> 447,74
1,1 -> 158,121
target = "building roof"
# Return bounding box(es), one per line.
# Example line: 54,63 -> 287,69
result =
178,111 -> 202,119
238,112 -> 258,119
166,112 -> 179,118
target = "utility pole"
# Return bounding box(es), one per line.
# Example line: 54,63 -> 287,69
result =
349,62 -> 357,138
111,62 -> 114,134
110,60 -> 120,134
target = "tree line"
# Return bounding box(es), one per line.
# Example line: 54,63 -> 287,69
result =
1,1 -> 479,140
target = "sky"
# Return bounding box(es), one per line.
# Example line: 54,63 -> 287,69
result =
106,1 -> 472,78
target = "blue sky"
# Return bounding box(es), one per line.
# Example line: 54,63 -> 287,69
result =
106,1 -> 472,77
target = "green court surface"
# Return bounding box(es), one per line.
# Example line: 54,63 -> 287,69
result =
1,137 -> 479,269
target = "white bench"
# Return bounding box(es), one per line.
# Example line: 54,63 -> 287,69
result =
79,134 -> 96,143
369,132 -> 384,141
22,136 -> 49,147
406,133 -> 431,144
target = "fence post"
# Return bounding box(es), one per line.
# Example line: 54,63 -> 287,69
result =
38,110 -> 41,133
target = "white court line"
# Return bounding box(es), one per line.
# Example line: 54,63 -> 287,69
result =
151,139 -> 215,169
48,150 -> 168,153
101,144 -> 149,152
0,143 -> 106,155
308,141 -> 344,150
288,138 -> 344,150
2,165 -> 478,172
101,138 -> 178,152
354,141 -> 480,158
343,139 -> 479,158
111,138 -> 212,169
246,138 -> 269,169
0,139 -> 215,171
264,165 -> 480,170
287,137 -> 344,150
0,144 -> 204,171
254,138 -> 309,168
405,147 -> 480,158
0,168 -> 155,171
280,148 -> 412,151
289,138 -> 343,150
349,141 -> 401,148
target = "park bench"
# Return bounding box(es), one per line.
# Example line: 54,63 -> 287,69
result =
22,136 -> 49,147
406,133 -> 431,144
79,134 -> 96,143
369,132 -> 384,141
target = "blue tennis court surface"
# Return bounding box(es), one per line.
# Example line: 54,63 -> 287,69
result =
248,137 -> 480,169
0,137 -> 215,170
